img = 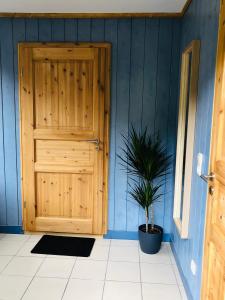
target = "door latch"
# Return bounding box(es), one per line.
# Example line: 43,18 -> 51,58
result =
200,172 -> 215,183
86,138 -> 100,151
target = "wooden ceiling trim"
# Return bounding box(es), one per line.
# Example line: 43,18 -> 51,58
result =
0,1 -> 192,18
181,0 -> 192,16
0,12 -> 181,18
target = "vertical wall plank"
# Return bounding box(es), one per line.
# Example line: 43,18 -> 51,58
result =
25,19 -> 38,41
51,19 -> 65,41
140,18 -> 160,226
114,19 -> 131,230
12,19 -> 26,225
164,19 -> 181,234
105,19 -> 118,230
0,20 -> 6,225
38,19 -> 52,41
154,19 -> 173,228
77,19 -> 91,41
65,19 -> 78,41
155,20 -> 173,141
142,19 -> 159,131
0,19 -> 18,225
126,18 -> 146,231
91,19 -> 105,41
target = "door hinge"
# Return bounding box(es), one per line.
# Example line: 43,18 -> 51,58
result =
21,68 -> 24,78
24,201 -> 26,208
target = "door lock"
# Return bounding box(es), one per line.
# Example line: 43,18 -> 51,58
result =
209,186 -> 215,196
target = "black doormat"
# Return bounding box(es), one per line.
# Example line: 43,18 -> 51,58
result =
31,235 -> 95,257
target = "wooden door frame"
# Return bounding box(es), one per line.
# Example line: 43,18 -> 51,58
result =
18,42 -> 111,234
201,0 -> 224,297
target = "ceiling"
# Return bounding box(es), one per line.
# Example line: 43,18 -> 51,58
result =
0,0 -> 189,14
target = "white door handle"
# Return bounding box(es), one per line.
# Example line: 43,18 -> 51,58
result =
86,139 -> 100,151
200,172 -> 215,183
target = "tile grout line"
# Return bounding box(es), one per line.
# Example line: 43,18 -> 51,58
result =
0,236 -> 185,299
0,255 -> 15,275
102,279 -> 179,285
101,239 -> 111,300
177,285 -> 185,300
138,245 -> 144,300
60,256 -> 78,300
19,248 -> 48,299
168,243 -> 183,299
30,277 -> 179,284
1,256 -> 176,265
0,235 -> 32,275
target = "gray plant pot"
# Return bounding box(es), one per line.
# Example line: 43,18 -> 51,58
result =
138,224 -> 163,254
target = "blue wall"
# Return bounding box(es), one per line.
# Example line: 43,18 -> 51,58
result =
171,1 -> 220,300
0,18 -> 181,235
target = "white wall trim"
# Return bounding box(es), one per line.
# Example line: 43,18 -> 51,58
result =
0,0 -> 188,14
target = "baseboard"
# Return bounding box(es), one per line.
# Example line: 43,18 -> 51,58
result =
170,243 -> 193,300
0,226 -> 172,243
104,230 -> 171,241
0,226 -> 24,234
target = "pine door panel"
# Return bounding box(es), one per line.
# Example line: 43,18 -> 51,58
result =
35,140 -> 94,166
34,61 -> 94,130
19,43 -> 110,234
201,1 -> 225,298
206,243 -> 225,300
36,173 -> 93,218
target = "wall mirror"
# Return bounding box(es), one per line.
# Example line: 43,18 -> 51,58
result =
173,40 -> 200,239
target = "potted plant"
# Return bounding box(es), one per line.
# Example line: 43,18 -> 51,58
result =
118,126 -> 171,254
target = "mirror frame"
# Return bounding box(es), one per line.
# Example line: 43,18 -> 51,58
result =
173,40 -> 200,239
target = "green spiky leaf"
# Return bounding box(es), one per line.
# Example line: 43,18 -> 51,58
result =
118,125 -> 171,229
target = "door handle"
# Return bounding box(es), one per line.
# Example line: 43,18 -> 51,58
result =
86,139 -> 100,151
200,172 -> 215,183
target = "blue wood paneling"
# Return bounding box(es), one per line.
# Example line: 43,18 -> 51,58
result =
77,19 -> 91,41
25,19 -> 38,41
0,39 -> 6,225
105,19 -> 118,230
12,19 -> 26,225
0,19 -> 18,225
142,19 -> 159,131
154,19 -> 173,229
91,19 -> 105,41
0,18 -> 181,236
64,19 -> 78,41
127,18 -> 145,231
114,19 -> 131,230
51,19 -> 65,41
165,20 -> 181,234
38,19 -> 51,41
171,1 -> 220,299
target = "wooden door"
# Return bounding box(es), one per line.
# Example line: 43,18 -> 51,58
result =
19,43 -> 110,235
201,2 -> 225,299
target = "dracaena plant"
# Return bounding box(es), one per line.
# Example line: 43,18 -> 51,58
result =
118,126 -> 171,233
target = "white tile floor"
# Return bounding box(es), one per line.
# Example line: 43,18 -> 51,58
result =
0,233 -> 188,300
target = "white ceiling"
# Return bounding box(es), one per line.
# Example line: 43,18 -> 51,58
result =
0,0 -> 188,14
